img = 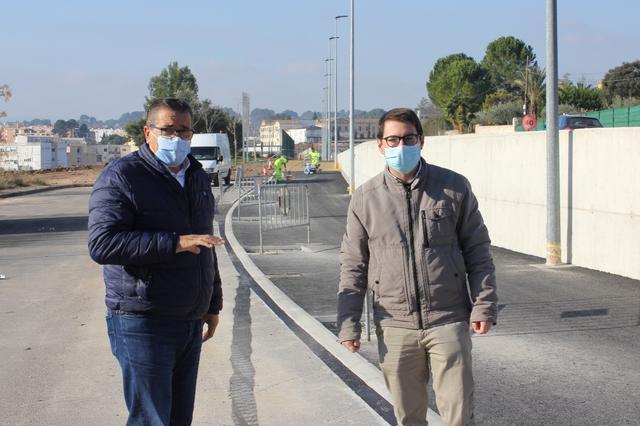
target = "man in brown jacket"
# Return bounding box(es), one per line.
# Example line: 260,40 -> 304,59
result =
337,108 -> 497,426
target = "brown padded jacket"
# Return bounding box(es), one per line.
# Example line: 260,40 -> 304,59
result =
337,159 -> 498,342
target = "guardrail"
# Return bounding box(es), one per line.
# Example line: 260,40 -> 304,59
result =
257,183 -> 310,255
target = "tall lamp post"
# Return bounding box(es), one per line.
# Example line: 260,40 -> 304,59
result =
324,58 -> 333,161
546,0 -> 561,265
322,86 -> 327,153
333,14 -> 348,169
348,0 -> 355,193
329,36 -> 339,161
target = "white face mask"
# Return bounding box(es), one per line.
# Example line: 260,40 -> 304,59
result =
154,135 -> 191,167
384,144 -> 421,173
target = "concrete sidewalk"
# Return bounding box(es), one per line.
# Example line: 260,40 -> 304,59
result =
192,219 -> 387,425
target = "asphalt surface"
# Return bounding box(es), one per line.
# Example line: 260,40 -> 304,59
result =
231,171 -> 640,426
0,184 -> 388,426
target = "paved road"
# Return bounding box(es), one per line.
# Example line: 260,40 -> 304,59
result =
0,186 -> 387,426
232,171 -> 640,425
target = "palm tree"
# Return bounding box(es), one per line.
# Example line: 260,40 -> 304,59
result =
514,65 -> 545,117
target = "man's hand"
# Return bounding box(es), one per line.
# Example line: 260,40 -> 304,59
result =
341,339 -> 361,353
471,321 -> 492,335
176,234 -> 225,254
202,314 -> 219,342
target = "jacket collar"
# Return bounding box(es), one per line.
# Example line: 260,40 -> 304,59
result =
383,158 -> 428,192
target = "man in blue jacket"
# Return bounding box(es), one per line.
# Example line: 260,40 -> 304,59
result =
88,97 -> 224,425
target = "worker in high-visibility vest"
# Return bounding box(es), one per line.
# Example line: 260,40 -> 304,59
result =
273,155 -> 288,182
308,146 -> 320,165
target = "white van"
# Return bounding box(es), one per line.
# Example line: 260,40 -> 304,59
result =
190,133 -> 232,185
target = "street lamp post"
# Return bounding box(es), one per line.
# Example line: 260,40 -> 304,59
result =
349,0 -> 355,193
546,0 -> 561,265
333,15 -> 348,169
329,36 -> 339,161
324,58 -> 333,162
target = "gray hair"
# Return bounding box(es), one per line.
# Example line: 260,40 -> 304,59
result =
146,98 -> 193,125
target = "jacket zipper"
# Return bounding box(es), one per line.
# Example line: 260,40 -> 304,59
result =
405,186 -> 424,329
421,211 -> 432,316
186,175 -> 203,318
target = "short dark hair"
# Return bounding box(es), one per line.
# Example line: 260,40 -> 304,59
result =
377,108 -> 423,139
146,98 -> 193,125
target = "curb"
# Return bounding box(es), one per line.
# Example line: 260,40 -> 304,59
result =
0,184 -> 92,199
223,195 -> 444,426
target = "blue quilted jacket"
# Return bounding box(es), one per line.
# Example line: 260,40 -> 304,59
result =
88,143 -> 222,319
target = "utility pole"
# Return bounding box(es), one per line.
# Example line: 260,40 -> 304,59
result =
546,0 -> 561,265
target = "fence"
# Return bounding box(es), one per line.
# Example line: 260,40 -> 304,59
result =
257,184 -> 310,254
234,167 -> 274,220
515,103 -> 640,131
583,104 -> 640,127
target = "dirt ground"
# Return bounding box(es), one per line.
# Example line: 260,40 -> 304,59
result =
0,160 -> 338,190
0,166 -> 104,189
236,159 -> 337,177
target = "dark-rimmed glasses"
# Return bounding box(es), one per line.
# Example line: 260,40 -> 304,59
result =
149,125 -> 194,140
381,133 -> 420,147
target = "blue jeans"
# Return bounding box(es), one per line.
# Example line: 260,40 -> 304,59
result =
106,312 -> 203,426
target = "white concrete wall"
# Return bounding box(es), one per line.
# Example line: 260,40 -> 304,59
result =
338,128 -> 640,280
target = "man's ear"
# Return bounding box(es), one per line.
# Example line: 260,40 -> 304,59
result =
377,139 -> 385,155
143,126 -> 150,144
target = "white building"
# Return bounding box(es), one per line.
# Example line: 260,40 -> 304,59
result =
0,134 -> 137,171
91,128 -> 127,143
259,120 -> 314,153
285,126 -> 322,145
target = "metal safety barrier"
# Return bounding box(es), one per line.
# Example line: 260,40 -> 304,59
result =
257,183 -> 310,254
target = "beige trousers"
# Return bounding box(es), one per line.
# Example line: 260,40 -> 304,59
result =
377,322 -> 474,426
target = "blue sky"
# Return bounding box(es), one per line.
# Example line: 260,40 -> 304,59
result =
2,0 -> 639,121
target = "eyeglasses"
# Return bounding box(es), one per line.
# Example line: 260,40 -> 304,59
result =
149,125 -> 194,140
381,133 -> 420,147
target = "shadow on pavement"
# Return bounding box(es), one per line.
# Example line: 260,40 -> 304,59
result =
0,216 -> 89,235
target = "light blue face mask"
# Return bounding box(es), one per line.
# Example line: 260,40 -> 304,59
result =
154,135 -> 191,167
384,144 -> 422,174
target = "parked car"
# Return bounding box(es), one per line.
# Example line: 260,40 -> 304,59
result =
559,115 -> 603,130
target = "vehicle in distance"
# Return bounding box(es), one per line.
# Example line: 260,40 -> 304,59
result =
190,133 -> 232,186
559,115 -> 603,130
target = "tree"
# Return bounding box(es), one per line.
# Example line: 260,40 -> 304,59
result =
66,119 -> 78,136
416,97 -> 442,120
481,36 -> 536,95
77,123 -> 90,139
427,54 -> 490,132
1,84 -> 11,118
101,134 -> 127,145
366,108 -> 386,118
274,112 -> 293,120
53,119 -> 69,136
513,65 -> 546,117
146,62 -> 199,111
559,81 -> 603,111
474,100 -> 523,125
250,108 -> 276,125
125,118 -> 146,146
193,100 -> 230,134
601,60 -> 640,106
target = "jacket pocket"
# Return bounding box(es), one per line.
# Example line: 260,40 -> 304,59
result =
425,207 -> 455,246
371,244 -> 411,313
425,246 -> 465,309
146,267 -> 199,307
